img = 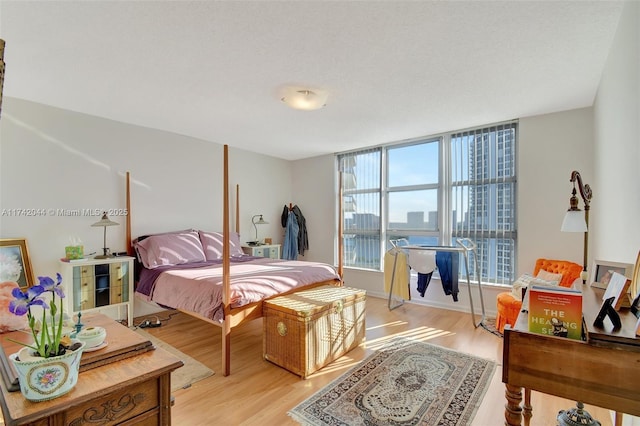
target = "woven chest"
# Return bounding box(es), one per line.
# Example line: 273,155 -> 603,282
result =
263,285 -> 366,378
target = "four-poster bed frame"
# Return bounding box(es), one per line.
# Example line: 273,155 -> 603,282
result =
125,145 -> 344,376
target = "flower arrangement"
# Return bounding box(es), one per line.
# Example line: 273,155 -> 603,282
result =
9,273 -> 75,358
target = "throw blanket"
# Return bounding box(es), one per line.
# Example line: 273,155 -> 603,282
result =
137,257 -> 341,322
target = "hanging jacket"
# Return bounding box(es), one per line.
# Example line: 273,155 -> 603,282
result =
282,211 -> 299,260
291,205 -> 309,256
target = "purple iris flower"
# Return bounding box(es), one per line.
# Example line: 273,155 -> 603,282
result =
9,285 -> 48,316
38,273 -> 65,298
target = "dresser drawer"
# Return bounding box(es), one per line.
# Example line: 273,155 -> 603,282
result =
65,376 -> 160,425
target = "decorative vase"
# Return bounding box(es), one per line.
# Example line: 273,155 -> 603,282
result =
9,340 -> 86,402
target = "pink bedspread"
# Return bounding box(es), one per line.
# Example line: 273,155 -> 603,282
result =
139,258 -> 341,322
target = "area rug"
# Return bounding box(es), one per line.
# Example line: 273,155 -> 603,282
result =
288,338 -> 496,426
134,329 -> 214,392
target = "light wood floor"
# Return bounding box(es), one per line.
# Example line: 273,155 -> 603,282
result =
131,295 -> 612,426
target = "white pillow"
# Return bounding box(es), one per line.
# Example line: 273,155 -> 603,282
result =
511,273 -> 559,300
536,269 -> 563,283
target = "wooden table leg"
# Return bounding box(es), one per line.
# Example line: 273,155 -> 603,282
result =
523,388 -> 532,426
615,412 -> 623,426
505,384 -> 523,426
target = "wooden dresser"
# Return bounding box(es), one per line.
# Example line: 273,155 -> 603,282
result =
0,314 -> 183,426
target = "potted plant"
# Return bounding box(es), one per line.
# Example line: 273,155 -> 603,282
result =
8,273 -> 85,401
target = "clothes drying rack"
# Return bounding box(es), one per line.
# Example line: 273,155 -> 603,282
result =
387,238 -> 486,328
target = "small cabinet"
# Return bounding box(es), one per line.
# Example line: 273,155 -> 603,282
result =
242,244 -> 281,259
59,257 -> 134,325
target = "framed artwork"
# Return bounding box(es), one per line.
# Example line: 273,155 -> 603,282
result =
590,259 -> 634,290
0,238 -> 34,288
631,250 -> 640,318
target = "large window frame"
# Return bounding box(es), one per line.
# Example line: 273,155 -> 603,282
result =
337,121 -> 518,286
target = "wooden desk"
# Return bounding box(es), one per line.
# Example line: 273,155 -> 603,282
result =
502,284 -> 640,426
0,314 -> 183,426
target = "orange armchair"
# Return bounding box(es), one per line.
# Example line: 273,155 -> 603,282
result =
495,259 -> 582,333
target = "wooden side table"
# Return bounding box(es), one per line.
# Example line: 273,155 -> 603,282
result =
0,314 -> 183,426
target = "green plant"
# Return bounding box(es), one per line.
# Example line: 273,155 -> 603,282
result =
9,273 -> 72,358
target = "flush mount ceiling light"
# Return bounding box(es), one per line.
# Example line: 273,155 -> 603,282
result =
280,87 -> 328,111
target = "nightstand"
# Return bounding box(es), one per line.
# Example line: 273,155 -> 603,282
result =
242,244 -> 281,259
59,256 -> 135,325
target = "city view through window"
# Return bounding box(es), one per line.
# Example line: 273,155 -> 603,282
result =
338,122 -> 517,285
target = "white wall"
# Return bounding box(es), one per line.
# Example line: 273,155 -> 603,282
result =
517,108 -> 593,273
592,0 -> 640,267
0,97 -> 292,281
291,154 -> 336,265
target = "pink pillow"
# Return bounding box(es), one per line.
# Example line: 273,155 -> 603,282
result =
199,231 -> 244,260
134,231 -> 206,269
0,281 -> 28,333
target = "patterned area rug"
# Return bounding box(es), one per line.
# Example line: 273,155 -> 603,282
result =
288,338 -> 496,426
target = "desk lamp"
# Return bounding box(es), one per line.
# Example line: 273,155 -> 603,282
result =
561,170 -> 592,284
91,213 -> 119,258
249,214 -> 268,246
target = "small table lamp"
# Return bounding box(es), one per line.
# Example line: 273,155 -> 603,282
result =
91,212 -> 119,258
250,214 -> 269,246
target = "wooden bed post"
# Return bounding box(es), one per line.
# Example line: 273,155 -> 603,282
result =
125,171 -> 134,256
236,184 -> 240,234
222,145 -> 231,376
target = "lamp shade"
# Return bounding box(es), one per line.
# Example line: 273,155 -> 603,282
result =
254,216 -> 268,225
91,213 -> 119,227
281,88 -> 328,111
561,210 -> 587,232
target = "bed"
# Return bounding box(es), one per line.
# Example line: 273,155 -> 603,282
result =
125,145 -> 344,376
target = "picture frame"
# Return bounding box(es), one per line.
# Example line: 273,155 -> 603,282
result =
630,250 -> 640,300
602,272 -> 631,311
590,259 -> 634,290
0,238 -> 34,288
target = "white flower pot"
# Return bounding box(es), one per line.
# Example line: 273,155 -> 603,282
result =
10,340 -> 86,402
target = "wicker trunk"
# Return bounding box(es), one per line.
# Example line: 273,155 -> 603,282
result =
263,285 -> 366,378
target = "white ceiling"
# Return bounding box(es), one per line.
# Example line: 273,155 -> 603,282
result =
0,1 -> 624,161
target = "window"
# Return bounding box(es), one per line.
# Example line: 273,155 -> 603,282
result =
338,121 -> 517,285
386,140 -> 440,247
451,124 -> 517,285
339,148 -> 382,270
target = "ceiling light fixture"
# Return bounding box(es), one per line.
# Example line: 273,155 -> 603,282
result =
280,88 -> 328,111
